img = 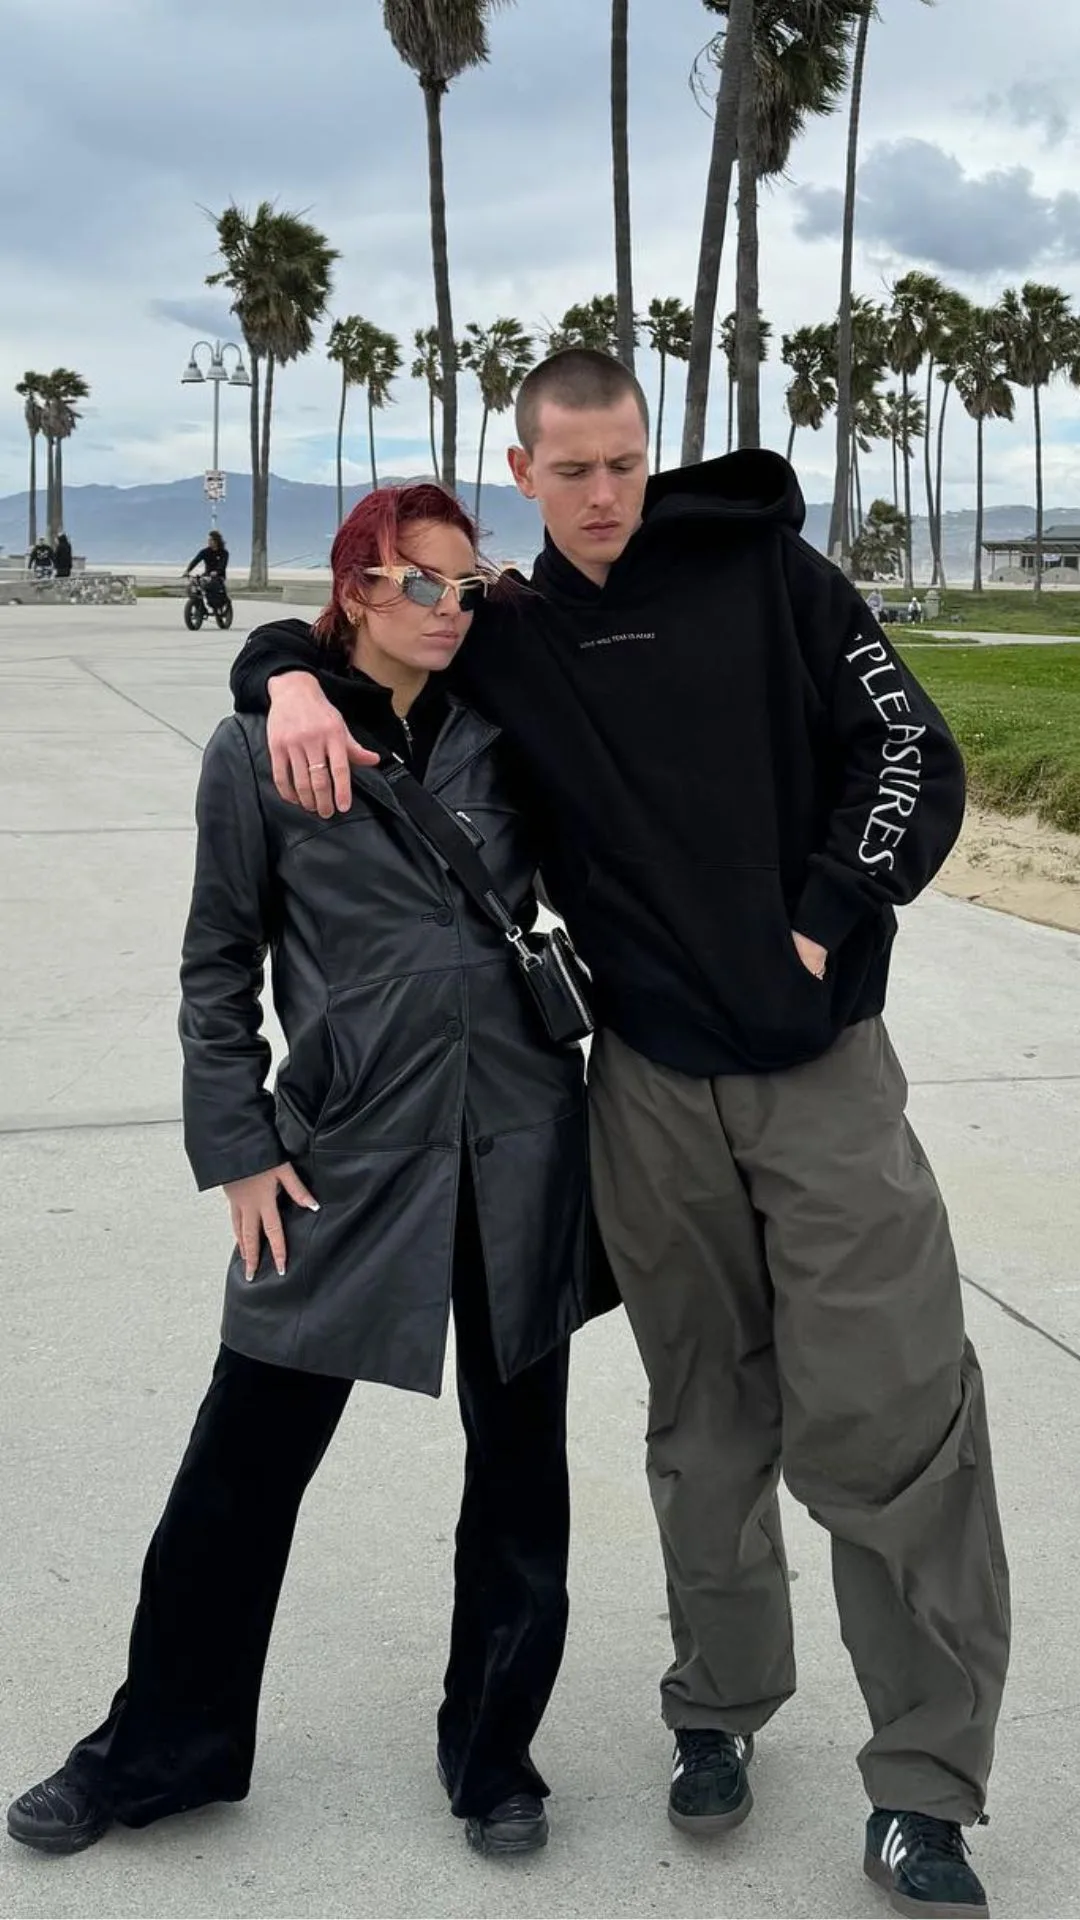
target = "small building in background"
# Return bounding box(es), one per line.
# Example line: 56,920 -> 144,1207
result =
983,526 -> 1080,581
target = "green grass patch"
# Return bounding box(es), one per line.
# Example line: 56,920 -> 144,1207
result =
924,589 -> 1080,637
899,643 -> 1080,834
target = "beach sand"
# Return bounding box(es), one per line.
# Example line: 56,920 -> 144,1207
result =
934,804 -> 1080,936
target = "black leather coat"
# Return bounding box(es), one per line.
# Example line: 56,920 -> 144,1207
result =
179,698 -> 595,1394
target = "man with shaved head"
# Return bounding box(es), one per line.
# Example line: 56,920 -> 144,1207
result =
225,349 -> 1008,1919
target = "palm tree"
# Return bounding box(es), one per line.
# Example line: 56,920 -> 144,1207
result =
718,309 -> 771,452
383,1 -> 513,496
830,0 -> 934,571
703,0 -> 859,451
851,388 -> 888,537
328,318 -> 403,503
781,325 -> 836,462
611,0 -> 635,368
208,201 -> 337,588
412,326 -> 443,481
852,308 -> 886,538
681,0 -> 752,465
886,272 -> 935,589
643,297 -> 693,468
38,368 -> 90,542
547,295 -> 625,355
459,317 -> 535,521
998,281 -> 1074,597
15,372 -> 46,550
898,273 -> 953,584
852,497 -> 908,581
929,292 -> 973,587
954,308 -> 1014,592
358,323 -> 404,490
881,388 -> 925,513
328,319 -> 364,527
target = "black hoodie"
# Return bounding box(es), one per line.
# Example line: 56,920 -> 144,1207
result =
231,450 -> 965,1076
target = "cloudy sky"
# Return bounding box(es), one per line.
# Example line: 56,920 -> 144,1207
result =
3,0 -> 1080,512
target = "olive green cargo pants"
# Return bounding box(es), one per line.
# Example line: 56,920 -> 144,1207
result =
588,1017 -> 1010,1822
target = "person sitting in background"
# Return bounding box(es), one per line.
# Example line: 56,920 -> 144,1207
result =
184,529 -> 229,609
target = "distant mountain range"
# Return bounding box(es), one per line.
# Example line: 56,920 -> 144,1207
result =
2,471 -> 1076,577
0,474 -> 545,569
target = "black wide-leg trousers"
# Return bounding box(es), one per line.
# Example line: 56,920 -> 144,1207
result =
66,1165 -> 571,1826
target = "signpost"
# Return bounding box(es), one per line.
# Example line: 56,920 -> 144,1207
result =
204,471 -> 226,506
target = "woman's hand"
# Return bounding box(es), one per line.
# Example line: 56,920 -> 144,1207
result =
223,1163 -> 320,1281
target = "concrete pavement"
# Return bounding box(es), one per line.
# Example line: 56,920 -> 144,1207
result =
1,600 -> 1079,1920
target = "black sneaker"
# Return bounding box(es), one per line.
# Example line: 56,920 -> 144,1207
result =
667,1729 -> 754,1835
464,1792 -> 549,1858
7,1768 -> 112,1856
437,1759 -> 548,1858
865,1809 -> 990,1918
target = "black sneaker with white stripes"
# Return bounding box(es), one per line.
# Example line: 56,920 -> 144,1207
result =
667,1729 -> 754,1835
865,1809 -> 990,1918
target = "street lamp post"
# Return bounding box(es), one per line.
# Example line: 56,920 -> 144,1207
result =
180,340 -> 251,527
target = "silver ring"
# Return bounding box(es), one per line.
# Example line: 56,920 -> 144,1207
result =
307,762 -> 330,775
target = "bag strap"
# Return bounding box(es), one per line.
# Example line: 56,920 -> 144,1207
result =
373,752 -> 531,953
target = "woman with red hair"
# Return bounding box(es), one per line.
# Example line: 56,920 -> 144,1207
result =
9,486 -> 601,1864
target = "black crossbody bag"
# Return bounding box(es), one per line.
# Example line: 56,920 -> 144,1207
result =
377,755 -> 595,1048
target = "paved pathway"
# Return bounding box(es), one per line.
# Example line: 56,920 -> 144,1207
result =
1,602 -> 1078,1919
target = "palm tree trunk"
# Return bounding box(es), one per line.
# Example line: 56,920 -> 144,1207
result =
54,438 -> 64,541
681,0 -> 752,465
336,365 -> 348,528
891,430 -> 899,512
972,414 -> 984,593
786,419 -> 797,463
735,54 -> 761,451
727,371 -> 735,454
248,353 -> 262,586
828,0 -> 872,568
423,80 -> 457,495
901,370 -> 914,589
27,431 -> 38,550
934,378 -> 952,588
923,356 -> 938,583
853,433 -> 864,536
251,354 -> 274,591
428,388 -> 440,483
368,389 -> 379,490
1033,381 -> 1044,599
611,0 -> 635,369
45,438 -> 56,543
475,405 -> 490,524
655,349 -> 667,470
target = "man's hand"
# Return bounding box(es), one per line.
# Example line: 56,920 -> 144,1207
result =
267,671 -> 379,818
223,1162 -> 320,1281
792,931 -> 829,980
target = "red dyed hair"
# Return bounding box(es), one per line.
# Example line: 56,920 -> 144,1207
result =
313,483 -> 479,649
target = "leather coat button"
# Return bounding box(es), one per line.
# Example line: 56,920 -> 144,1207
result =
444,1018 -> 464,1042
432,907 -> 453,927
475,1136 -> 494,1157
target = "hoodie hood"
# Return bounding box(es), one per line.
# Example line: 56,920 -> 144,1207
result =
531,449 -> 807,608
643,448 -> 806,535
